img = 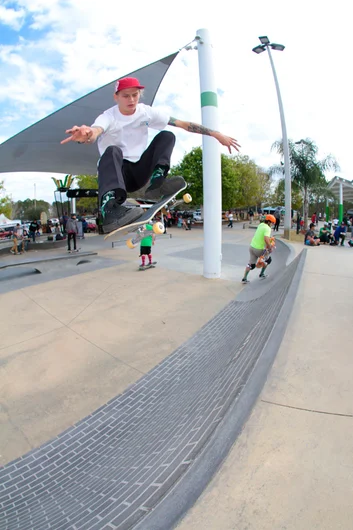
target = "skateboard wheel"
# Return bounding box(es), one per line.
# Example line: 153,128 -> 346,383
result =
153,221 -> 164,235
183,193 -> 192,204
126,239 -> 136,249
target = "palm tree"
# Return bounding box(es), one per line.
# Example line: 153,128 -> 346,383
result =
270,138 -> 339,229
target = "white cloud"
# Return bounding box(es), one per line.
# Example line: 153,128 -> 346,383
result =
1,0 -> 352,204
0,5 -> 26,30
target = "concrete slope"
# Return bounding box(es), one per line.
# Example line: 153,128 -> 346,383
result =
0,229 -> 302,530
177,245 -> 353,530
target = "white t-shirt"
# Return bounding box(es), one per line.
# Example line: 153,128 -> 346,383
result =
92,103 -> 170,161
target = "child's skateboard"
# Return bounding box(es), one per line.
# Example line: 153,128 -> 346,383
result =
255,237 -> 276,269
138,261 -> 157,271
104,181 -> 192,248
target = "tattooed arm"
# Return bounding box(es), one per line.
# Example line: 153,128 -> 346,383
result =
168,117 -> 240,153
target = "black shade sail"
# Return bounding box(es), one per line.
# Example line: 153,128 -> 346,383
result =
0,53 -> 178,176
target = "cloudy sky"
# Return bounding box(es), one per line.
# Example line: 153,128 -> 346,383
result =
0,0 -> 351,204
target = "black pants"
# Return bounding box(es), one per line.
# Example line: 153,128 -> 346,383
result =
67,232 -> 77,250
320,234 -> 331,244
274,218 -> 280,231
97,131 -> 176,205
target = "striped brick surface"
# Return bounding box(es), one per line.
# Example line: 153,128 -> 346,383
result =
0,255 -> 300,530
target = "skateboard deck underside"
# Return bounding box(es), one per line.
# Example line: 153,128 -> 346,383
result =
104,186 -> 187,240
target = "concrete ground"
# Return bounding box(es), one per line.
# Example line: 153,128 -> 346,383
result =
1,223 -> 352,530
0,224 -> 250,466
177,244 -> 353,530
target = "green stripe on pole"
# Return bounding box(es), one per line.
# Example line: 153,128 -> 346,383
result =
339,203 -> 343,223
201,91 -> 218,107
325,204 -> 330,222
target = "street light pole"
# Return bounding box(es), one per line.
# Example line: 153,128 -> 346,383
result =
252,37 -> 291,239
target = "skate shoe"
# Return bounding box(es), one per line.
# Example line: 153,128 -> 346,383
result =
145,171 -> 185,200
101,198 -> 143,234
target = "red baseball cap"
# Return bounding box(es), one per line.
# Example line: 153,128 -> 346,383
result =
115,77 -> 145,93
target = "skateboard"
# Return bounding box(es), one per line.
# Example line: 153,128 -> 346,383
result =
255,237 -> 276,268
67,248 -> 81,253
104,181 -> 192,248
138,261 -> 157,271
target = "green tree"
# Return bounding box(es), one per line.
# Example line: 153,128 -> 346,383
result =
271,138 -> 339,228
269,179 -> 303,211
74,174 -> 98,213
13,199 -> 50,220
0,180 -> 13,218
255,169 -> 272,207
221,156 -> 242,210
232,155 -> 271,209
169,147 -> 204,206
170,147 -> 269,211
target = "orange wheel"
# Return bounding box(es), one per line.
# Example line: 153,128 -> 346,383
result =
126,239 -> 136,249
183,193 -> 192,204
153,221 -> 164,234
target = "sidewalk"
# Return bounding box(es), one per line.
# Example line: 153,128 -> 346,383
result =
177,244 -> 353,530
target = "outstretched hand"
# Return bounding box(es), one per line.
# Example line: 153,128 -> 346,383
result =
60,125 -> 94,145
214,132 -> 241,154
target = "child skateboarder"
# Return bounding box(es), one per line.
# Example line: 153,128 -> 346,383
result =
139,223 -> 155,270
61,77 -> 240,234
241,214 -> 276,283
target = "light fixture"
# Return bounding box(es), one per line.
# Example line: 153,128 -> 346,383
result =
252,45 -> 266,54
259,36 -> 270,45
271,43 -> 285,51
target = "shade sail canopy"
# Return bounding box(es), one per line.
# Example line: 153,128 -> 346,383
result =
328,176 -> 353,202
0,53 -> 178,176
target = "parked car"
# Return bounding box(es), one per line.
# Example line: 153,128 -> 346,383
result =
86,220 -> 97,233
0,227 -> 13,239
193,209 -> 203,221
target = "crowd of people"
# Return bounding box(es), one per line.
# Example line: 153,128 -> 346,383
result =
8,212 -> 98,255
304,215 -> 353,247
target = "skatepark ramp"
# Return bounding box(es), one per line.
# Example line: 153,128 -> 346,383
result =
0,249 -> 306,530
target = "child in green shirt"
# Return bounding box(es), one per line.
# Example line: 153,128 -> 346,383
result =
139,223 -> 156,269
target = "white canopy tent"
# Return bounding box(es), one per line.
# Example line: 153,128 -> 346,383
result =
0,213 -> 12,224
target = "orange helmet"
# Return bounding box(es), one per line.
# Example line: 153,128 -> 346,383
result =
265,214 -> 276,224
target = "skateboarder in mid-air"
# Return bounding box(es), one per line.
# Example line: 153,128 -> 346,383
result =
61,77 -> 240,234
241,214 -> 276,284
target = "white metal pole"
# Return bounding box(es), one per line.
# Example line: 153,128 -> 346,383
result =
266,46 -> 291,238
196,28 -> 222,279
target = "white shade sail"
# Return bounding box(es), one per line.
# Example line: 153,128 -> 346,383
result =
0,53 -> 178,176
